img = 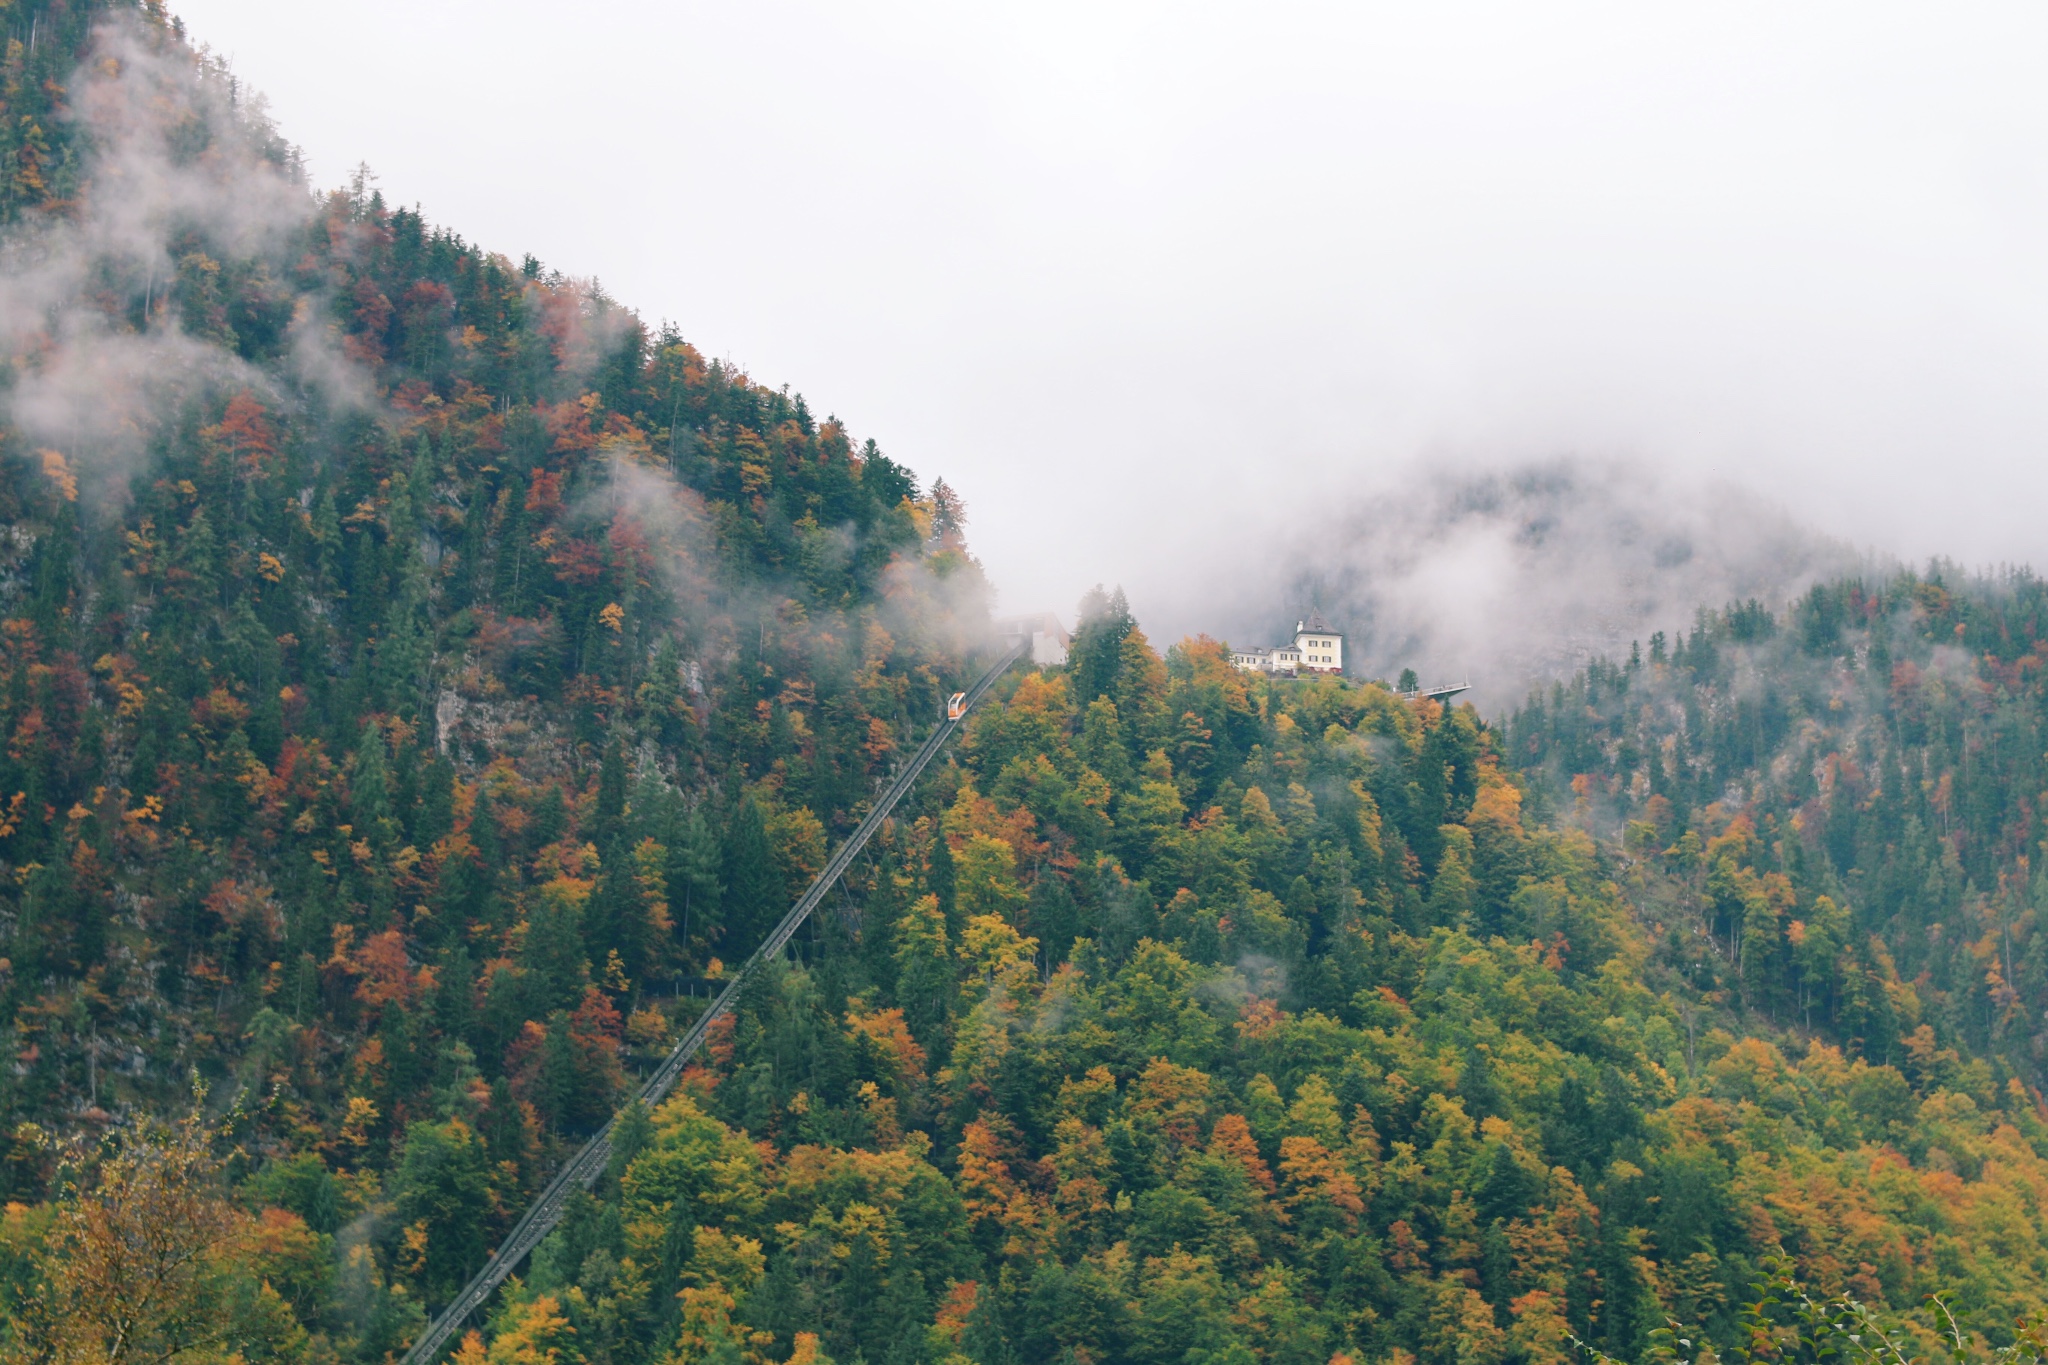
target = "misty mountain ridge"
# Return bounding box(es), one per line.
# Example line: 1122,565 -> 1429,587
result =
1218,457 -> 1868,710
1,10 -> 2046,1365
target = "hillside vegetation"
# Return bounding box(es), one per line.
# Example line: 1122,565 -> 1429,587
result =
1508,573 -> 2048,1089
432,595 -> 2048,1365
0,6 -> 2044,1365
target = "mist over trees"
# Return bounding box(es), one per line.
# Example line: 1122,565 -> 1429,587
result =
1508,569 -> 2048,1090
0,5 -> 2045,1365
1182,460 -> 1864,712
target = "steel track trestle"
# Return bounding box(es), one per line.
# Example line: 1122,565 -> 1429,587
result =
397,639 -> 1026,1365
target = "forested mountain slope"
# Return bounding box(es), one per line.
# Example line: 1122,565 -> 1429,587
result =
1506,572 -> 2048,1089
448,598 -> 2048,1365
0,7 -> 2045,1365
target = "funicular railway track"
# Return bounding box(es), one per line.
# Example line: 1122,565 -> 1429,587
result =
398,638 -> 1029,1365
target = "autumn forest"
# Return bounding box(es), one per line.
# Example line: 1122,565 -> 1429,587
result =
0,5 -> 2043,1365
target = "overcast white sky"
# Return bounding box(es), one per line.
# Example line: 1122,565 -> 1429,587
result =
172,0 -> 2048,639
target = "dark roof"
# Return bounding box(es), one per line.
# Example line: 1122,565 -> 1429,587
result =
1300,608 -> 1336,634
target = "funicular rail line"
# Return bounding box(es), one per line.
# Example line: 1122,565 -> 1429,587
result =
399,639 -> 1029,1365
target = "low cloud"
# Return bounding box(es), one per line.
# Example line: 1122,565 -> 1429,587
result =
0,18 -> 320,494
1161,455 -> 1869,711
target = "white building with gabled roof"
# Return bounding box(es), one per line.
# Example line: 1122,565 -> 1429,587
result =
995,612 -> 1071,667
1232,610 -> 1343,676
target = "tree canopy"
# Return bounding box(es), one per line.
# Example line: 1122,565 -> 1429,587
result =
0,6 -> 2044,1365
